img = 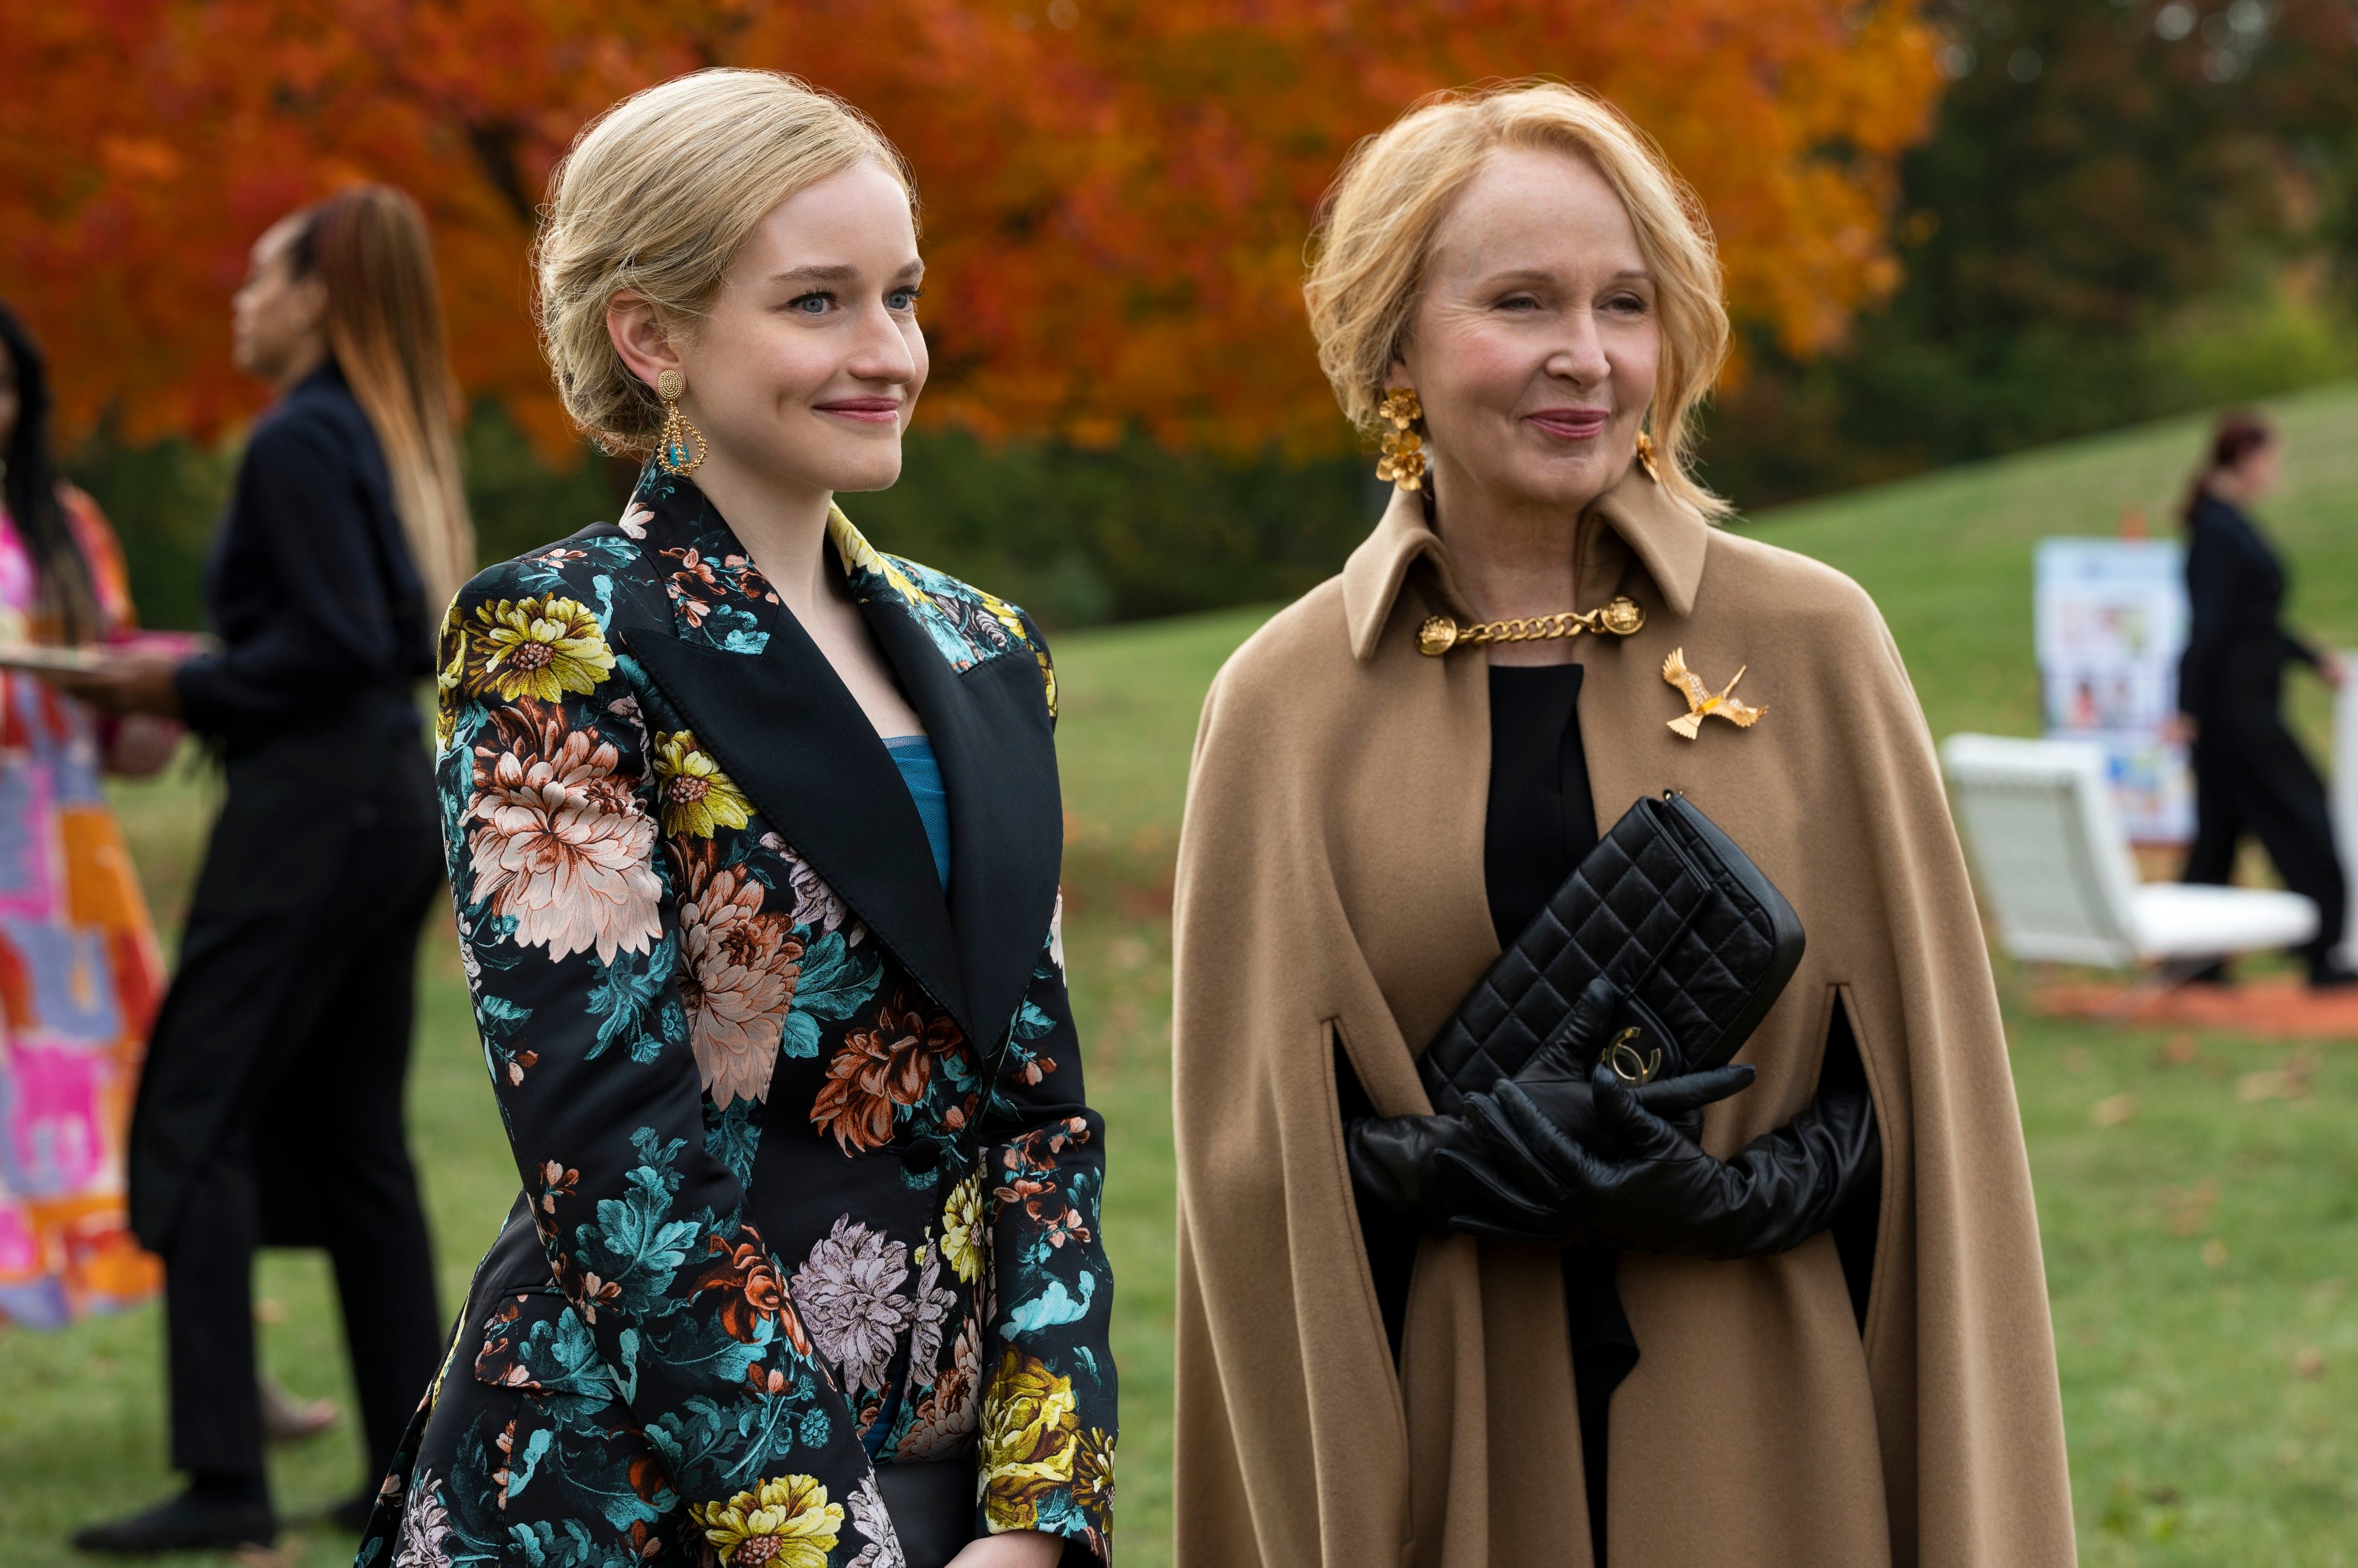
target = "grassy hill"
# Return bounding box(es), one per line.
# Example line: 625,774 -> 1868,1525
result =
5,383 -> 2356,1568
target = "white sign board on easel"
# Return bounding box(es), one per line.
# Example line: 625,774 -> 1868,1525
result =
2034,538 -> 2193,842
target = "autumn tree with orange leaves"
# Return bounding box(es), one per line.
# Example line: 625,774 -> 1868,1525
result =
5,0 -> 1941,461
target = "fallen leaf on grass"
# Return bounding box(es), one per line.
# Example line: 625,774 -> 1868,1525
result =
2163,1178 -> 2219,1236
2091,1092 -> 2139,1127
2162,1032 -> 2198,1066
2292,1347 -> 2324,1379
2201,1238 -> 2229,1268
2237,1047 -> 2321,1102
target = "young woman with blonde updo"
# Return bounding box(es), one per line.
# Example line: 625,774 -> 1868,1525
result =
358,71 -> 1115,1568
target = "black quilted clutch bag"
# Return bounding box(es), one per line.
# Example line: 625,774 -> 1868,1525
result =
1419,791 -> 1806,1113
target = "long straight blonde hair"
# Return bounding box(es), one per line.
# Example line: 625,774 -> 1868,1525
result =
294,185 -> 475,616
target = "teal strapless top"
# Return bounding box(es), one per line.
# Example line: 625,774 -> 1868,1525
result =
883,736 -> 952,889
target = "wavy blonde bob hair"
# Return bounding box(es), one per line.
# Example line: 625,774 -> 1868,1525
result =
1305,81 -> 1732,518
536,69 -> 915,454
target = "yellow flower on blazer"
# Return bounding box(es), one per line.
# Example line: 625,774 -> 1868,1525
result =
941,1171 -> 986,1284
690,1474 -> 842,1568
980,1350 -> 1081,1531
461,595 -> 616,703
653,730 -> 754,838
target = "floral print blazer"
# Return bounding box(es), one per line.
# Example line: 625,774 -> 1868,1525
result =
360,471 -> 1115,1568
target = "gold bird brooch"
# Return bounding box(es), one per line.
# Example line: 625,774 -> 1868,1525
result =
1662,647 -> 1766,739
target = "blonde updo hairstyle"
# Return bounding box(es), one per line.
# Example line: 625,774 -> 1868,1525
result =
536,69 -> 916,454
1305,81 -> 1732,519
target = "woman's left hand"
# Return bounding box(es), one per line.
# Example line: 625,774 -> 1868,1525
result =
2322,650 -> 2348,692
1439,1063 -> 1757,1251
39,651 -> 185,718
946,1531 -> 1064,1567
1446,1058 -> 1878,1261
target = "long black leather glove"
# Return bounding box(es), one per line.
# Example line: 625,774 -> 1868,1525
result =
1345,977 -> 1752,1231
1439,1056 -> 1880,1258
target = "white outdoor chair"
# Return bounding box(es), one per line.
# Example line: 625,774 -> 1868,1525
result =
1939,733 -> 2318,971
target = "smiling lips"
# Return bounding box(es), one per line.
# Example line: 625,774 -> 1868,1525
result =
1526,407 -> 1609,441
815,396 -> 901,426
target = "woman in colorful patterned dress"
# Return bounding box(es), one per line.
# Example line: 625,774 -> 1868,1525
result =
0,303 -> 172,1330
358,71 -> 1115,1568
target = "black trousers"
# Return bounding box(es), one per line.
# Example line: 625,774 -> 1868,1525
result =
2184,712 -> 2348,977
159,773 -> 445,1487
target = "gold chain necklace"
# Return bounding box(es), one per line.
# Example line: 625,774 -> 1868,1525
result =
1417,596 -> 1646,656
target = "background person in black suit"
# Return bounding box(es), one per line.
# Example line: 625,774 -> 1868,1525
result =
48,185 -> 474,1552
2173,409 -> 2353,988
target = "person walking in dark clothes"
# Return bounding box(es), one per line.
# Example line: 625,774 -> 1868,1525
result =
2175,409 -> 2354,988
47,186 -> 476,1553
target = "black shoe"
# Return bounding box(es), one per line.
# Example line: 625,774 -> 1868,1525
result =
325,1492 -> 377,1533
2310,960 -> 2358,990
72,1488 -> 277,1554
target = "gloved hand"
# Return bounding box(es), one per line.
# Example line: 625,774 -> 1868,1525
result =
1505,977 -> 1723,1148
1438,1055 -> 1878,1259
1345,977 -> 1743,1232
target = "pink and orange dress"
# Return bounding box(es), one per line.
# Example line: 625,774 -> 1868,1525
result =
0,487 -> 167,1328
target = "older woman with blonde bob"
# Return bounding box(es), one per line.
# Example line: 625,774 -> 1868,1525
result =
360,70 -> 1114,1568
1171,83 -> 2073,1567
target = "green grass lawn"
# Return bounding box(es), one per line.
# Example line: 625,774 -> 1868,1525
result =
7,384 -> 2358,1565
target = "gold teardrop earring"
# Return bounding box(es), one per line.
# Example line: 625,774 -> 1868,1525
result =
1376,386 -> 1427,493
654,369 -> 708,476
1634,429 -> 1662,483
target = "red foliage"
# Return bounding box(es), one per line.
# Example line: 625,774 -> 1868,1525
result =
2,1 -> 1941,455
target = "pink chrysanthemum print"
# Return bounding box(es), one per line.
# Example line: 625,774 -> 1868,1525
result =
679,863 -> 804,1107
466,708 -> 662,964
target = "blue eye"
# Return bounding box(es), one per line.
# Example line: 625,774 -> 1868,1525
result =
888,287 -> 923,312
789,292 -> 832,315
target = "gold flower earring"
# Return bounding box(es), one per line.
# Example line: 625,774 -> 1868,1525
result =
654,369 -> 707,476
1634,429 -> 1662,483
1376,386 -> 1427,493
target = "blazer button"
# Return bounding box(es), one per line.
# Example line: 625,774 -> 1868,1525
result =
903,1142 -> 939,1175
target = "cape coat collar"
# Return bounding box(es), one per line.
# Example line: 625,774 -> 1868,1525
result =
1341,463 -> 1712,663
609,473 -> 1062,1053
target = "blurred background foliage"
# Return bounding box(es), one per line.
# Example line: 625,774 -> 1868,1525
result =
1702,0 -> 2358,504
41,0 -> 2358,633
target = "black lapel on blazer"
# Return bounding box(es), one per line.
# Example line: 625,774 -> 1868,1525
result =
616,607 -> 976,1041
859,601 -> 1064,1049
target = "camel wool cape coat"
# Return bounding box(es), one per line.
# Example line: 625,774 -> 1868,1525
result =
1169,469 -> 2076,1568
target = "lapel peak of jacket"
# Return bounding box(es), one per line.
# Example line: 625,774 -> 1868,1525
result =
1341,464 -> 1712,663
623,470 -> 787,651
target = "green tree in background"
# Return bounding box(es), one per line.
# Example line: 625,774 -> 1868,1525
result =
1701,0 -> 2358,506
